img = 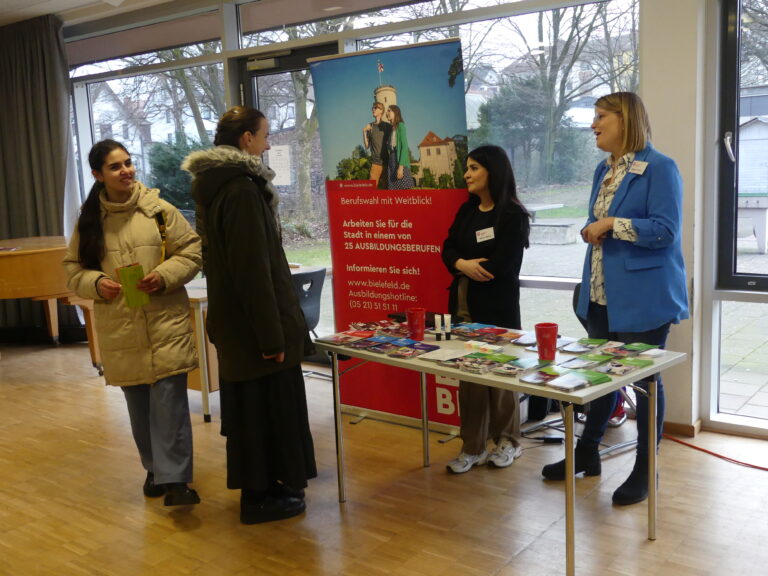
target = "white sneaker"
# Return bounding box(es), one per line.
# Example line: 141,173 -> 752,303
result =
446,450 -> 489,474
488,438 -> 523,468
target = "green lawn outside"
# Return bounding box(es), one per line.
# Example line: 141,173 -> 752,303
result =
533,206 -> 587,219
519,182 -> 591,215
284,240 -> 332,267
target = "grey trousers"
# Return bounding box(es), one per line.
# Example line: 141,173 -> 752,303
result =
458,381 -> 521,455
121,373 -> 194,485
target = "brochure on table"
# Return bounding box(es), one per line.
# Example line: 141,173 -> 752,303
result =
310,40 -> 468,425
317,323 -> 666,395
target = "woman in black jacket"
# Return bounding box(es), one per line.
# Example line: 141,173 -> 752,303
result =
442,145 -> 530,474
182,106 -> 316,524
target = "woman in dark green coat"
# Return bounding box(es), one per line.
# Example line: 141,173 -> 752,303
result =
183,106 -> 316,525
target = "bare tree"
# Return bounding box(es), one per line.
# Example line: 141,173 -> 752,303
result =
509,5 -> 600,182
588,0 -> 639,92
496,0 -> 638,183
742,0 -> 768,87
246,16 -> 363,221
92,43 -> 225,149
360,0 -> 504,94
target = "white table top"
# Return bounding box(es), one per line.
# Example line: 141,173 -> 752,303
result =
315,333 -> 686,406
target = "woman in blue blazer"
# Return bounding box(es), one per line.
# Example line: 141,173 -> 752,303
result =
542,92 -> 689,505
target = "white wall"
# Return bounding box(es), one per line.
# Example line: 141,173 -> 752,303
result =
639,0 -> 709,430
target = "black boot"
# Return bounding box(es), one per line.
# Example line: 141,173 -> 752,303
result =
240,489 -> 305,525
163,483 -> 200,506
612,454 -> 651,506
269,481 -> 305,500
143,472 -> 165,498
541,441 -> 601,480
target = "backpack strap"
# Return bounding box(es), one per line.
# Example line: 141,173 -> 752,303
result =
154,211 -> 167,263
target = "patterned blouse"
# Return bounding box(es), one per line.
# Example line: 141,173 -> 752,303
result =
589,152 -> 639,305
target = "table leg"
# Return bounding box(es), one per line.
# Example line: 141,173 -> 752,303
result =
564,402 -> 576,576
193,305 -> 211,423
420,372 -> 430,467
77,303 -> 103,375
42,298 -> 60,344
648,378 -> 658,540
332,352 -> 346,503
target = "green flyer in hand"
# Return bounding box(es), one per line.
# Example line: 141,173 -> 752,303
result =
116,263 -> 150,308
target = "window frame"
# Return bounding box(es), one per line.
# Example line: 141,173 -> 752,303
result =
67,0 -> 631,285
717,0 -> 768,291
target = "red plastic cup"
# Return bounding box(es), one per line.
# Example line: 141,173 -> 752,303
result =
406,307 -> 427,340
535,322 -> 559,362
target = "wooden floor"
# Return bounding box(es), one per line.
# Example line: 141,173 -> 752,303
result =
1,342 -> 767,576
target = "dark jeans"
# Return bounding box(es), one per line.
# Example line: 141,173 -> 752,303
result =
581,302 -> 670,456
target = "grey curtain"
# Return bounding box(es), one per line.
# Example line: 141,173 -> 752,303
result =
0,15 -> 73,331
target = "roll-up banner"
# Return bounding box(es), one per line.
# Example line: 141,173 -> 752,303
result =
310,40 -> 468,426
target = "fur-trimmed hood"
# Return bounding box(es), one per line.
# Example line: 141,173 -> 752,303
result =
181,145 -> 278,210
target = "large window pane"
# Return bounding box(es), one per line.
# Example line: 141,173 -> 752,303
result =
85,62 -> 225,213
737,1 -> 768,272
715,0 -> 768,426
362,0 -> 639,280
253,71 -> 330,266
240,0 -> 525,48
719,300 -> 768,420
520,287 -> 586,337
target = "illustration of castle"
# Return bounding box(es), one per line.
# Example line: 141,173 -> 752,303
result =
417,131 -> 458,185
374,84 -> 397,110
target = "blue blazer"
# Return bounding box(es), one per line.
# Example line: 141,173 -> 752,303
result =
575,145 -> 689,333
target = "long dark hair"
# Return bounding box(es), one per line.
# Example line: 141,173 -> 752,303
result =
467,145 -> 530,248
466,145 -> 527,215
388,104 -> 404,127
214,106 -> 266,147
77,139 -> 129,269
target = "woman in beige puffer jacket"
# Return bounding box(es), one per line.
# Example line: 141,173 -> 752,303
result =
64,139 -> 202,507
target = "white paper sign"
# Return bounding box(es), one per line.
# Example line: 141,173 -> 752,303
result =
267,145 -> 291,186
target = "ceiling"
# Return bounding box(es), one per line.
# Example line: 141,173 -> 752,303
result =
0,0 -> 407,30
0,0 -> 172,28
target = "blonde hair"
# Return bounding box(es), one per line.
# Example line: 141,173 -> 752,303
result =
594,92 -> 651,154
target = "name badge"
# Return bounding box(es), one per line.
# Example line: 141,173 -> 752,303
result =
629,160 -> 648,175
476,227 -> 495,243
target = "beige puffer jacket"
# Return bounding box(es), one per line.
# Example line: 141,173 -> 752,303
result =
64,182 -> 202,386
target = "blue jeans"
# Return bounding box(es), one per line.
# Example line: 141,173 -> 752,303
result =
581,303 -> 670,457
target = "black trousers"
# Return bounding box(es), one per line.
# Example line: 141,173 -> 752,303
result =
581,302 -> 670,456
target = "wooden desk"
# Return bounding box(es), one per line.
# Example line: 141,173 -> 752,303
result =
316,334 -> 686,576
0,236 -> 71,340
0,236 -> 101,372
